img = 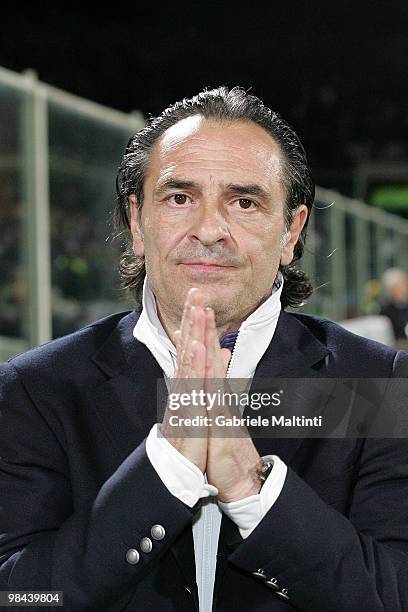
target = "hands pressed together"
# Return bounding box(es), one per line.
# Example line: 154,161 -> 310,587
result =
161,288 -> 262,503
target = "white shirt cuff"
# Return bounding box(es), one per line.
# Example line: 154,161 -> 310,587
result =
145,423 -> 218,507
218,455 -> 287,538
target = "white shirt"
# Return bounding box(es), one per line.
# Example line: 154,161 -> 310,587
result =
135,276 -> 287,612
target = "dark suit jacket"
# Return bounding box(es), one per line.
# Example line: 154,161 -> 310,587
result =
0,309 -> 408,611
380,302 -> 408,340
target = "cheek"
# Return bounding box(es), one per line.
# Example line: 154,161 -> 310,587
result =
243,222 -> 283,260
143,215 -> 182,260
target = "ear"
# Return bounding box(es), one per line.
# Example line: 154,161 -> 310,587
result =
129,194 -> 145,258
280,205 -> 309,266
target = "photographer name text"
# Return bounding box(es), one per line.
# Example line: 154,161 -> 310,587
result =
166,415 -> 323,428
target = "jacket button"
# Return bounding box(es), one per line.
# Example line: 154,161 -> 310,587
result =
151,524 -> 166,540
126,548 -> 140,565
252,568 -> 267,580
140,537 -> 153,553
276,588 -> 289,601
265,578 -> 280,591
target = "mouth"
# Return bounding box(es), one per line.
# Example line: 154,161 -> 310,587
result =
179,262 -> 234,272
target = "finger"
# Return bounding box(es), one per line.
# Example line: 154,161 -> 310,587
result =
177,291 -> 206,376
221,347 -> 232,373
180,306 -> 202,369
179,297 -> 193,353
192,304 -> 205,346
213,309 -> 227,378
178,307 -> 196,375
179,289 -> 204,355
191,339 -> 206,380
174,329 -> 182,351
181,309 -> 207,380
204,308 -> 215,378
179,288 -> 199,341
177,307 -> 206,377
204,307 -> 225,378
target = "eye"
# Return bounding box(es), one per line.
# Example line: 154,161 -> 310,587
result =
168,193 -> 191,206
233,198 -> 257,210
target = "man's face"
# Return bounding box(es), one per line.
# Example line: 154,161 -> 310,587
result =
130,116 -> 308,327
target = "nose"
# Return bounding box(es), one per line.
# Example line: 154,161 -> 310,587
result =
188,202 -> 230,246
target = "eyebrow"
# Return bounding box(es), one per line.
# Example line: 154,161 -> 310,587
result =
154,179 -> 199,197
224,183 -> 269,199
154,178 -> 269,200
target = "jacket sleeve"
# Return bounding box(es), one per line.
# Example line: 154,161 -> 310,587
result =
227,350 -> 408,611
0,361 -> 195,611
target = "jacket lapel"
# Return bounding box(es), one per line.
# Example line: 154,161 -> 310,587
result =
87,310 -> 165,468
246,310 -> 332,463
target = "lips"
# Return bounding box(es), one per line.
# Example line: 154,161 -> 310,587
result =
179,262 -> 233,272
180,260 -> 233,267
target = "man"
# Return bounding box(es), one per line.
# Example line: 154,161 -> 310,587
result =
0,86 -> 407,611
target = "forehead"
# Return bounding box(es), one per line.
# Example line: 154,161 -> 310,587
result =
145,116 -> 285,189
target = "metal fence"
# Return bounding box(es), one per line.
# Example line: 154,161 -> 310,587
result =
303,187 -> 408,321
0,66 -> 144,361
1,66 -> 408,361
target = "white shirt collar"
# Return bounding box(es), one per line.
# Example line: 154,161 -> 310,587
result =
133,273 -> 283,379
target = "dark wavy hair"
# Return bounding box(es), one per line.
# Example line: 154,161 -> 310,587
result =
114,85 -> 315,309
